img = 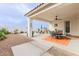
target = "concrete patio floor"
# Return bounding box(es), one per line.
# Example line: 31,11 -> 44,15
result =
32,34 -> 78,56
12,34 -> 78,56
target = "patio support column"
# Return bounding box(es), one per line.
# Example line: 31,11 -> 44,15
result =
27,18 -> 32,37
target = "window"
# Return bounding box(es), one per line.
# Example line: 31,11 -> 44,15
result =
65,21 -> 70,33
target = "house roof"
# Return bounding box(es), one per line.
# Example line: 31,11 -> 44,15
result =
25,3 -> 44,15
25,3 -> 56,17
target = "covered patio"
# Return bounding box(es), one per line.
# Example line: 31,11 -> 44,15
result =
25,3 -> 79,38
24,3 -> 79,55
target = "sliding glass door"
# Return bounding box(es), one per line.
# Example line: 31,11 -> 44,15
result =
65,21 -> 70,34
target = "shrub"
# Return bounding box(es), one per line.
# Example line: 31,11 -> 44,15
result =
0,27 -> 9,34
0,27 -> 9,41
20,31 -> 24,33
0,31 -> 6,40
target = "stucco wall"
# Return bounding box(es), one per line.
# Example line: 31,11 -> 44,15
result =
48,20 -> 65,34
53,20 -> 64,31
48,19 -> 79,36
70,19 -> 79,36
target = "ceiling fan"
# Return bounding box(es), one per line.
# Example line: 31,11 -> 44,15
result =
55,16 -> 62,20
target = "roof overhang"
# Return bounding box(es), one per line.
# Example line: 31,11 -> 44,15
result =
25,3 -> 79,22
25,3 -> 56,16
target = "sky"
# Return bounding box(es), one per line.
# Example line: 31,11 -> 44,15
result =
0,3 -> 48,32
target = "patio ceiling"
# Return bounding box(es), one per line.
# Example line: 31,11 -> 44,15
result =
26,3 -> 79,22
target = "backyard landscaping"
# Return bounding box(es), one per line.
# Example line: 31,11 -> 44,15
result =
0,27 -> 32,56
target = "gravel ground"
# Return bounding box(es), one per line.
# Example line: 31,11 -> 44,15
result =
0,34 -> 32,56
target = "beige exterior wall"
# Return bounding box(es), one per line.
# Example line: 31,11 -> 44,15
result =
48,20 -> 65,34
48,19 -> 79,36
70,19 -> 79,36
53,20 -> 64,32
